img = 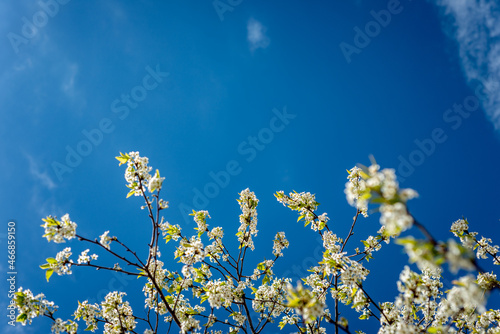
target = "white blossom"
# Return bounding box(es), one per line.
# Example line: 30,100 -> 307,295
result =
41,214 -> 77,243
272,231 -> 289,257
99,231 -> 113,249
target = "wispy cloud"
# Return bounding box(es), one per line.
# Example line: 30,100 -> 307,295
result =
60,62 -> 79,98
247,18 -> 270,52
25,153 -> 56,190
434,0 -> 500,130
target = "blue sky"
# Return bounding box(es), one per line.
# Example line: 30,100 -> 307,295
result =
1,0 -> 500,333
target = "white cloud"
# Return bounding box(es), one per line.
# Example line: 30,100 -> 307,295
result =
25,153 -> 56,190
247,18 -> 270,52
434,0 -> 500,130
60,62 -> 79,98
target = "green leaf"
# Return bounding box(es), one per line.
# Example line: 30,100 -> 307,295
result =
287,298 -> 300,308
85,324 -> 94,331
115,155 -> 128,166
371,197 -> 386,204
46,269 -> 54,282
46,257 -> 57,264
126,189 -> 135,198
395,237 -> 416,246
16,313 -> 27,322
136,269 -> 147,278
40,263 -> 51,269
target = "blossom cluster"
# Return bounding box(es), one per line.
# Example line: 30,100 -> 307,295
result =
344,163 -> 418,237
286,282 -> 325,324
275,190 -> 328,231
11,288 -> 57,325
451,218 -> 500,264
101,292 -> 136,333
236,188 -> 259,250
12,152 -> 500,334
50,318 -> 78,334
118,151 -> 153,196
41,214 -> 77,243
77,249 -> 98,264
73,301 -> 101,331
272,231 -> 289,257
99,230 -> 114,249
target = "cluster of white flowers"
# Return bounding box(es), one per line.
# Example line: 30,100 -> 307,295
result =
192,210 -> 210,236
475,309 -> 500,331
50,318 -> 78,334
389,267 -> 442,328
99,231 -> 113,249
302,273 -> 330,301
176,236 -> 205,265
41,214 -> 77,243
101,292 -> 136,334
73,301 -> 101,332
377,265 -> 500,333
77,249 -> 98,264
272,232 -> 289,257
253,278 -> 289,317
321,231 -> 345,276
237,188 -> 259,250
159,221 -> 182,242
326,256 -> 371,315
434,275 -> 486,329
279,314 -> 301,329
340,259 -> 369,288
203,279 -> 234,309
323,231 -> 342,253
344,166 -> 368,217
450,218 -> 469,236
12,288 -> 56,325
445,239 -> 475,273
451,218 -> 500,265
275,190 -> 324,230
344,163 -> 418,238
397,237 -> 439,272
122,151 -> 153,196
50,247 -> 73,275
230,312 -> 247,326
379,202 -> 413,237
476,236 -> 500,260
361,235 -> 382,258
143,259 -> 168,314
158,198 -> 169,209
286,282 -> 325,324
208,226 -> 224,240
167,294 -> 204,333
477,271 -> 498,290
204,237 -> 225,263
148,169 -> 165,193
